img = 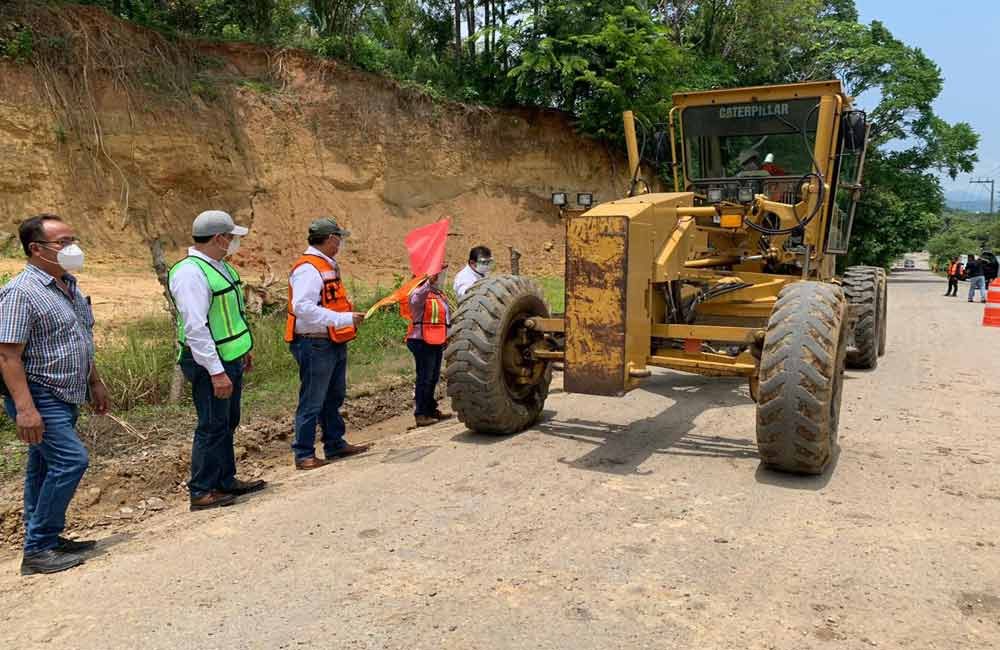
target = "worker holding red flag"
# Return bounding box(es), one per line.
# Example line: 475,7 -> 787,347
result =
400,219 -> 452,427
406,266 -> 451,427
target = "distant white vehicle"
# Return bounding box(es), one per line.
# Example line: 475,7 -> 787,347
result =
904,259 -> 915,270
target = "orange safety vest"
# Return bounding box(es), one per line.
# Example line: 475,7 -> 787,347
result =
405,289 -> 450,345
949,262 -> 962,276
284,254 -> 356,344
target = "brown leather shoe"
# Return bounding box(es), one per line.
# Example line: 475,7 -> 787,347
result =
190,491 -> 237,511
295,457 -> 329,471
326,442 -> 372,459
220,478 -> 268,496
414,415 -> 437,427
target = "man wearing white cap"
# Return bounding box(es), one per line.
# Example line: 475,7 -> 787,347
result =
168,210 -> 266,511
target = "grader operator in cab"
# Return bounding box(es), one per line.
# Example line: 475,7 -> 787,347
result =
445,80 -> 886,475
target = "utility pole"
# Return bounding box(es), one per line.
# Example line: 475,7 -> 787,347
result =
970,178 -> 995,215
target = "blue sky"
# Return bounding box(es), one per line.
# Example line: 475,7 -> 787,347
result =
856,1 -> 997,209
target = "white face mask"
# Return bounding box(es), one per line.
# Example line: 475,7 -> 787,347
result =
475,262 -> 491,275
226,236 -> 241,257
44,243 -> 84,272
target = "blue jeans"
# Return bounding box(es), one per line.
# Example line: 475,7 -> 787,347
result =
407,339 -> 443,417
290,338 -> 348,461
969,275 -> 987,301
4,385 -> 88,553
179,348 -> 243,499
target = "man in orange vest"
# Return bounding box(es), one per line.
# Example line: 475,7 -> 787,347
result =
945,256 -> 963,297
285,218 -> 371,469
406,266 -> 452,427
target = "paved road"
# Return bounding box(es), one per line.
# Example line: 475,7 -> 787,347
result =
2,270 -> 999,649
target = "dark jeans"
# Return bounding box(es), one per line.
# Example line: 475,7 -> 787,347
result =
407,339 -> 443,417
946,276 -> 959,295
5,385 -> 88,553
179,348 -> 244,499
289,338 -> 348,461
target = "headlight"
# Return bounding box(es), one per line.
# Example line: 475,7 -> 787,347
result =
577,192 -> 593,207
551,192 -> 567,206
738,186 -> 754,203
707,188 -> 723,203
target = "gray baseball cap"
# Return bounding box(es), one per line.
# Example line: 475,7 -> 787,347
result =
192,210 -> 249,237
308,217 -> 350,238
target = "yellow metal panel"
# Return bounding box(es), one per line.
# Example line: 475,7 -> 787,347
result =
648,350 -> 756,377
564,214 -> 630,396
672,80 -> 845,108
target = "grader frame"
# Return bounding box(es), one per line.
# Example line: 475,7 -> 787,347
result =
445,80 -> 885,475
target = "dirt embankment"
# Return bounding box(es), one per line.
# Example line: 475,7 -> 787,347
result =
0,4 -> 630,280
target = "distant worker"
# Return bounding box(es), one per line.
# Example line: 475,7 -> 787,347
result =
0,214 -> 110,575
407,267 -> 452,427
285,218 -> 371,470
168,210 -> 266,511
945,256 -> 963,297
761,153 -> 786,176
454,246 -> 494,298
965,254 -> 987,303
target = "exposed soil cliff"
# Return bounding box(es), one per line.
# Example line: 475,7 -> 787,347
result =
0,5 -> 630,279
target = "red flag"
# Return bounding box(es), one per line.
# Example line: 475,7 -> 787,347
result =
405,218 -> 450,276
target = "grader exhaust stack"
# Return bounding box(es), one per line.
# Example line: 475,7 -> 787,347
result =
445,80 -> 884,476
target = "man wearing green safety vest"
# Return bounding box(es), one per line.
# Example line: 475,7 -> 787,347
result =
168,210 -> 267,511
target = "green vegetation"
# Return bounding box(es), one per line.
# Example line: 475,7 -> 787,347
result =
927,210 -> 1000,270
0,25 -> 34,62
534,276 -> 565,314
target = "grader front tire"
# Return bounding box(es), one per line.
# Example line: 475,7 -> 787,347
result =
755,282 -> 848,475
444,275 -> 552,434
843,266 -> 880,370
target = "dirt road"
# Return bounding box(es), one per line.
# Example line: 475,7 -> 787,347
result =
1,270 -> 998,649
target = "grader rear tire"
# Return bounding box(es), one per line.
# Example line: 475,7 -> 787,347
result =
755,282 -> 848,474
444,275 -> 552,434
843,266 -> 880,370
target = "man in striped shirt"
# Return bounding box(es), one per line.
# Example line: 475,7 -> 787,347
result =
0,214 -> 110,576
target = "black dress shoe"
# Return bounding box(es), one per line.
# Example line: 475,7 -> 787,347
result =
220,479 -> 268,496
56,536 -> 97,553
327,442 -> 372,459
21,549 -> 85,576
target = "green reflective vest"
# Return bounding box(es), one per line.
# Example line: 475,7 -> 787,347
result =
168,256 -> 253,362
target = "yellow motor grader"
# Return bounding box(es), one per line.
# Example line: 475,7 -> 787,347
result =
445,80 -> 885,474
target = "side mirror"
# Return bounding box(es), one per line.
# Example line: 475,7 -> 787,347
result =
842,111 -> 867,152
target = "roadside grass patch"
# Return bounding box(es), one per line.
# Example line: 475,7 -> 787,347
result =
534,276 -> 565,314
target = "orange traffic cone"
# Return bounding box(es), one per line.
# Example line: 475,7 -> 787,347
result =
983,279 -> 1000,327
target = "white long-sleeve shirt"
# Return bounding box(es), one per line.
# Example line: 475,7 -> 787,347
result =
168,247 -> 235,376
453,264 -> 485,298
290,246 -> 355,335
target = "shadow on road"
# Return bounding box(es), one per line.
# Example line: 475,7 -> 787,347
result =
537,374 -> 758,476
452,371 -> 841,488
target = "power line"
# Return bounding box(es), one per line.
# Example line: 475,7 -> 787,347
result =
970,178 -> 996,215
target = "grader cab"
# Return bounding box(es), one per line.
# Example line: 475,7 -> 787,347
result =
445,80 -> 885,475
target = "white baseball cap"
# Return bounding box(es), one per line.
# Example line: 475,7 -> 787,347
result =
192,210 -> 249,237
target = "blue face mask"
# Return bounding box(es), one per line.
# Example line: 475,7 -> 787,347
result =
475,260 -> 493,275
